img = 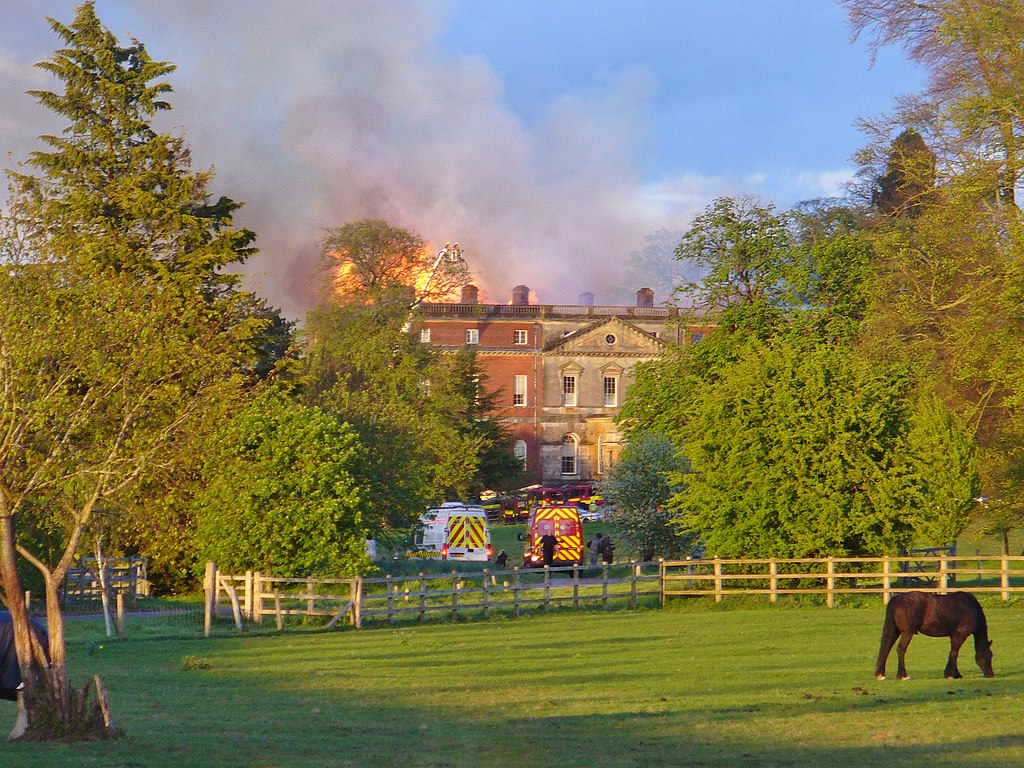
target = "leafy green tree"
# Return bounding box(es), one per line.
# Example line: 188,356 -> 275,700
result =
672,196 -> 796,335
605,432 -> 695,561
668,337 -> 976,558
306,222 -> 520,529
845,0 -> 1024,544
192,389 -> 365,576
0,3 -> 265,738
321,219 -> 469,303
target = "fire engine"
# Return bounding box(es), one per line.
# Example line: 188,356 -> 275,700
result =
521,505 -> 585,568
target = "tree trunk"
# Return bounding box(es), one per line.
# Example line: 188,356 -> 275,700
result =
0,510 -> 37,700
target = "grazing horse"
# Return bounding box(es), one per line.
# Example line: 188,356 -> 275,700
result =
0,611 -> 49,740
875,591 -> 994,681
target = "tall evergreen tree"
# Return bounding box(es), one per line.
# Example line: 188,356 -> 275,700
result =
0,3 -> 269,738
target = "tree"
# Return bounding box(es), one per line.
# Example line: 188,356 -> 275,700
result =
871,128 -> 937,216
321,219 -> 470,304
306,221 -> 520,530
845,0 -> 1024,542
605,432 -> 695,561
672,196 -> 796,335
192,388 -> 365,576
667,337 -> 976,558
0,2 -> 261,739
846,0 -> 1024,205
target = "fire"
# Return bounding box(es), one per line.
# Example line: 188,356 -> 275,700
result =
328,240 -> 473,305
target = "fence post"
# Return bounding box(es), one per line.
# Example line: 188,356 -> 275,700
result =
513,567 -> 521,617
1001,555 -> 1010,601
483,570 -> 491,618
572,564 -> 580,610
544,567 -> 551,613
387,575 -> 395,624
306,577 -> 316,617
630,563 -> 640,609
115,592 -> 125,638
714,558 -> 723,603
274,590 -> 283,631
418,573 -> 427,623
826,557 -> 835,608
939,556 -> 948,593
244,571 -> 253,620
769,559 -> 778,604
451,571 -> 460,622
203,561 -> 217,638
252,572 -> 263,625
354,576 -> 363,628
882,558 -> 891,605
602,563 -> 609,610
659,559 -> 665,608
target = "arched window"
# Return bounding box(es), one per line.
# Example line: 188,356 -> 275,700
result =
560,434 -> 578,476
513,440 -> 527,469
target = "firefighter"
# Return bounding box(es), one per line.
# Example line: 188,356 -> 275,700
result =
540,534 -> 557,568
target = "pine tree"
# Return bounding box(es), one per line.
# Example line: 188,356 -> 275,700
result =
17,1 -> 254,296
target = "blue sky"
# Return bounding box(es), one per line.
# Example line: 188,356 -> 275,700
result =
1,1 -> 922,316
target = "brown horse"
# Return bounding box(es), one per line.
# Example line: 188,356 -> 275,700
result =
875,591 -> 994,681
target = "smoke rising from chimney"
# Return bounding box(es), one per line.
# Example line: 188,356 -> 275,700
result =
1,1 -> 711,319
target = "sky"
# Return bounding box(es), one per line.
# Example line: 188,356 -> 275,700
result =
1,1 -> 924,318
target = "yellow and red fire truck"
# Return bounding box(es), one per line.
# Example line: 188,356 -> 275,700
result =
521,505 -> 585,567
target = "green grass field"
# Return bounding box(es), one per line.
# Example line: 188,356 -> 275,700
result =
6,599 -> 1024,767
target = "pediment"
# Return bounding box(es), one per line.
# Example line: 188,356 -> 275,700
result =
543,316 -> 668,356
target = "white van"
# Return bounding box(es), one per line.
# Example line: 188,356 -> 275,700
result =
413,503 -> 492,562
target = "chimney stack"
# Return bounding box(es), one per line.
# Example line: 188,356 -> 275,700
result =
460,284 -> 479,304
578,292 -> 594,306
511,285 -> 530,306
636,287 -> 654,308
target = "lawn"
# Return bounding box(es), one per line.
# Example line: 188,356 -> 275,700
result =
5,599 -> 1024,767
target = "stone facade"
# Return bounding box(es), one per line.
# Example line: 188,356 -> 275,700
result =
416,288 -> 710,485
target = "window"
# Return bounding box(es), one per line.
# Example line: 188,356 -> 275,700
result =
419,328 -> 431,343
560,434 -> 578,476
513,375 -> 528,406
465,328 -> 479,344
605,333 -> 616,345
514,440 -> 527,469
562,374 -> 577,407
513,329 -> 528,345
691,331 -> 704,344
603,376 -> 618,407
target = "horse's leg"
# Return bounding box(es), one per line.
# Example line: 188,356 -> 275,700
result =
895,631 -> 914,680
944,631 -> 968,679
8,688 -> 27,741
875,615 -> 899,680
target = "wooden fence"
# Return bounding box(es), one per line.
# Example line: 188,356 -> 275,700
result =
203,561 -> 660,634
204,554 -> 1024,636
63,556 -> 150,604
660,554 -> 1024,605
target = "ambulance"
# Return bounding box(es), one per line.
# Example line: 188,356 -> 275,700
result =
412,503 -> 493,562
521,504 -> 585,568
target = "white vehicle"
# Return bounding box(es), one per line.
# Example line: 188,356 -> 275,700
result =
412,503 -> 493,562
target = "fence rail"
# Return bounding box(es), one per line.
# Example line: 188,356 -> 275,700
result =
204,555 -> 1024,636
204,561 -> 659,633
660,554 -> 1024,605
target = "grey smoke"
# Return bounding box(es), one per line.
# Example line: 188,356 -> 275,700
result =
2,1 -> 708,318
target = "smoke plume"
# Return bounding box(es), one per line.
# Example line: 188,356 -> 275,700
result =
3,1 -> 714,318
